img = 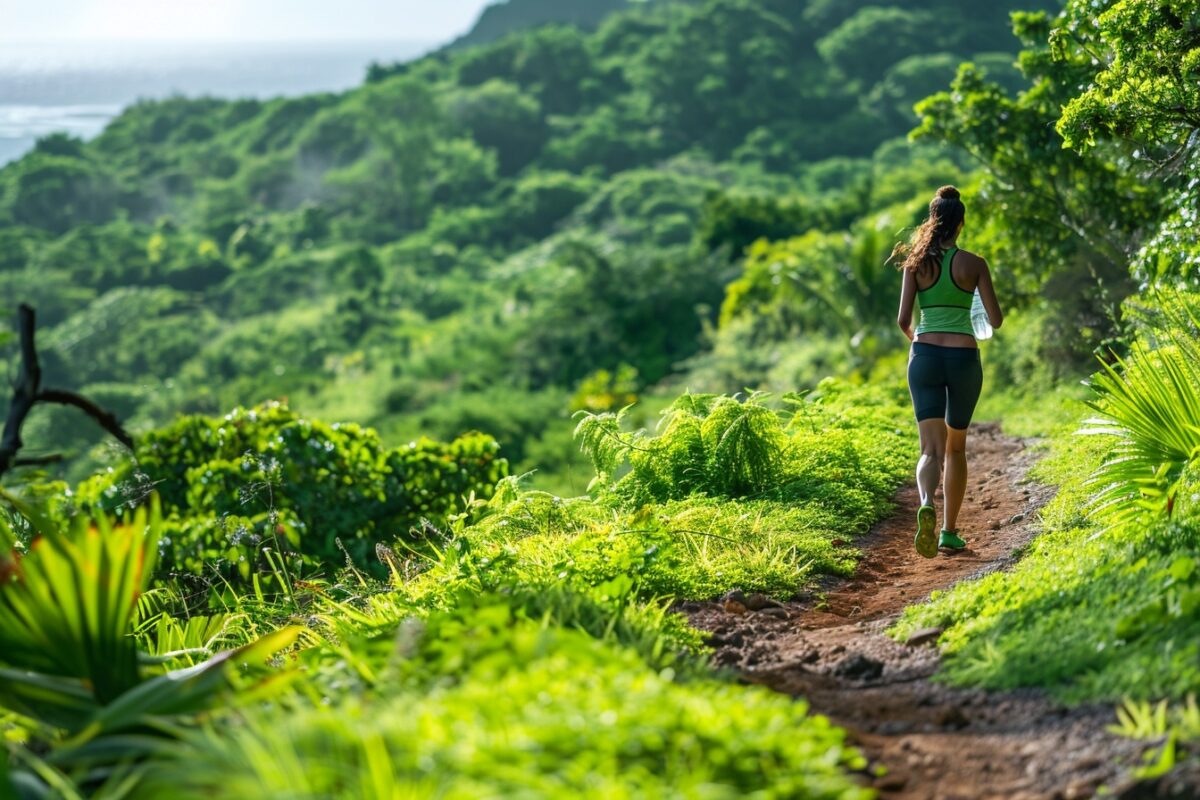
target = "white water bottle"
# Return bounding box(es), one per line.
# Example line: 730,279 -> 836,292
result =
971,289 -> 993,340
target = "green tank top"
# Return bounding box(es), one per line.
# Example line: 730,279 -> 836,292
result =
915,247 -> 975,337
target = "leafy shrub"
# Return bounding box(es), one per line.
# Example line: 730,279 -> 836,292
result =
78,402 -> 508,577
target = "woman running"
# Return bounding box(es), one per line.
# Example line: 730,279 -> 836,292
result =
893,186 -> 1003,558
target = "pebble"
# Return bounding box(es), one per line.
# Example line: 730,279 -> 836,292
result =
1010,512 -> 1027,524
873,772 -> 908,791
904,626 -> 944,647
744,592 -> 783,611
935,706 -> 970,729
723,599 -> 748,615
833,653 -> 884,680
1063,779 -> 1095,800
711,630 -> 744,648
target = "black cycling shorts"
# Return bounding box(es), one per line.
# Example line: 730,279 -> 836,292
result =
907,342 -> 983,430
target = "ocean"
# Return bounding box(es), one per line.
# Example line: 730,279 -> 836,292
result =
0,39 -> 433,165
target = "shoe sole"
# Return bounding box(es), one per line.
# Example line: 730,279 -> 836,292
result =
915,506 -> 937,558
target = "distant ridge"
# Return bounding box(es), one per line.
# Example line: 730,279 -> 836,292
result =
447,0 -> 632,50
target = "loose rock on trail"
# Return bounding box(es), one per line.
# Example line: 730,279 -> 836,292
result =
684,423 -> 1153,800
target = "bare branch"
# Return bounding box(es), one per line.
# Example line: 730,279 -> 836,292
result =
0,305 -> 42,475
13,454 -> 65,468
38,389 -> 134,450
0,304 -> 135,479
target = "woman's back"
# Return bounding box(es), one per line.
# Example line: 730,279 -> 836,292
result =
914,247 -> 986,294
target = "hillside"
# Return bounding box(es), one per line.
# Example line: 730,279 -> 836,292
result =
0,0 -> 1048,493
446,0 -> 633,51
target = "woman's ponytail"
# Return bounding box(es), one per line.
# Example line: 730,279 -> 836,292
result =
891,185 -> 966,273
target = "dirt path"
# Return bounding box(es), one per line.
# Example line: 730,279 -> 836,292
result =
684,423 -> 1149,800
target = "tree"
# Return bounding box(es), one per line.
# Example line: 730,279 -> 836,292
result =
1049,0 -> 1200,286
625,0 -> 807,155
5,152 -> 116,235
1054,0 -> 1200,157
448,79 -> 549,175
816,7 -> 934,86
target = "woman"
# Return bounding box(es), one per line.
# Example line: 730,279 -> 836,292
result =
893,186 -> 1003,558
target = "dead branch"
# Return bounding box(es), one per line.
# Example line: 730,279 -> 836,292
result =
0,304 -> 134,477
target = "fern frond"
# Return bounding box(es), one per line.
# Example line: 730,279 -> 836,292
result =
700,397 -> 786,497
573,406 -> 638,489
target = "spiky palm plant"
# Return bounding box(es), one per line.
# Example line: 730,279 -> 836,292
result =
1081,314 -> 1200,526
0,494 -> 298,793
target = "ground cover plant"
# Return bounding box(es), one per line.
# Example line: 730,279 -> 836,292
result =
133,602 -> 873,800
0,380 -> 912,797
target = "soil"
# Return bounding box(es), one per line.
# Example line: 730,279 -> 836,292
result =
683,423 -> 1166,800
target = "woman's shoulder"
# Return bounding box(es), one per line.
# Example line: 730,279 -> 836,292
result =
953,248 -> 989,270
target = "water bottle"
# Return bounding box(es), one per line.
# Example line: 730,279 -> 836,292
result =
971,289 -> 993,340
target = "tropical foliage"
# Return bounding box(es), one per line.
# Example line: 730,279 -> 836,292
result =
0,0 -> 1047,495
4,0 -> 1200,792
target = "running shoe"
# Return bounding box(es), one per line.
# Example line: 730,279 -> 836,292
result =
915,505 -> 938,558
939,529 -> 967,551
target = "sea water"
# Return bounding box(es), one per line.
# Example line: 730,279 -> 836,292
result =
0,39 -> 431,164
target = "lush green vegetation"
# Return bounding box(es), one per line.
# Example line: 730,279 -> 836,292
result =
0,381 -> 906,796
0,0 -> 1046,496
3,0 -> 1200,792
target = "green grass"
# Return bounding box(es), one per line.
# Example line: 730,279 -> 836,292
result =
2,380 -> 914,797
385,381 -> 912,611
134,602 -> 872,800
972,377 -> 1091,440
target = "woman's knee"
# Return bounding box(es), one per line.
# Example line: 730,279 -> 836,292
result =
945,430 -> 968,454
920,442 -> 946,460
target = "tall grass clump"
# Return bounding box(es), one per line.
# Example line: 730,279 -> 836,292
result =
575,382 -> 910,516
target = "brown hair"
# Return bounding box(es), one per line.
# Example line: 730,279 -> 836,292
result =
891,185 -> 965,273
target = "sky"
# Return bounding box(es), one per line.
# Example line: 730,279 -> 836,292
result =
0,0 -> 496,43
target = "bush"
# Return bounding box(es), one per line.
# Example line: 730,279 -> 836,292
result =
79,402 -> 508,577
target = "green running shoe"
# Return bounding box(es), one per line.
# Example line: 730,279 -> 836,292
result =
914,505 -> 937,558
939,529 -> 967,551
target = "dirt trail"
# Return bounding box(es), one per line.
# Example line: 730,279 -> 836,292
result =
684,423 -> 1152,800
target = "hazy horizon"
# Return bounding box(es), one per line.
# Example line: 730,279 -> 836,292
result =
0,38 -> 440,164
1,0 -> 495,44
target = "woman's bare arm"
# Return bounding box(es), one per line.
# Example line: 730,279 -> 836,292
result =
897,268 -> 917,341
976,259 -> 1003,329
